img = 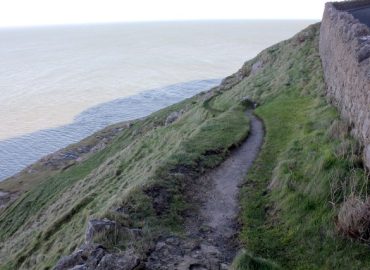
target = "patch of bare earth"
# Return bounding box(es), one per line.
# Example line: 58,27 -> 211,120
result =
145,111 -> 264,269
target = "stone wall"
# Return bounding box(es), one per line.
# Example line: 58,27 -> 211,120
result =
333,0 -> 370,11
319,0 -> 370,169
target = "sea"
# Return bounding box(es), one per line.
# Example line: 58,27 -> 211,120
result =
0,20 -> 315,181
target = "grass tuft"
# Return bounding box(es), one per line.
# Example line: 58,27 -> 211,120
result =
337,195 -> 370,241
231,249 -> 280,270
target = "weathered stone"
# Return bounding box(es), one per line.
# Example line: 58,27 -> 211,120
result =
199,244 -> 220,256
359,35 -> 370,42
53,242 -> 144,270
365,145 -> 370,169
165,111 -> 183,125
53,251 -> 86,270
84,246 -> 107,269
320,2 -> 370,170
85,218 -> 136,247
96,250 -> 141,270
0,191 -> 11,209
70,265 -> 88,270
357,44 -> 370,62
53,245 -> 107,270
144,185 -> 171,215
250,60 -> 263,75
145,236 -> 225,270
85,219 -> 118,244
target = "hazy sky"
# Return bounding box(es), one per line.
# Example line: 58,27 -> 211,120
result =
0,0 -> 332,27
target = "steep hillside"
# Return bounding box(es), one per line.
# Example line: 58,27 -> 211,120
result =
1,23 -> 370,269
0,55 -> 251,269
234,25 -> 370,268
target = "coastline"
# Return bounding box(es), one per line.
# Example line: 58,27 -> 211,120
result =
3,22 -> 370,269
0,79 -> 220,182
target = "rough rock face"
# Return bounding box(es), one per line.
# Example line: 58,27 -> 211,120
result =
38,123 -> 130,171
0,191 -> 11,209
53,244 -> 107,270
145,236 -> 228,270
319,1 -> 370,169
85,219 -> 136,244
53,244 -> 141,270
165,110 -> 184,126
53,219 -> 143,270
95,250 -> 141,270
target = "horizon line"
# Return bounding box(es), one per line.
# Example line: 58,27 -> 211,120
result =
0,18 -> 320,30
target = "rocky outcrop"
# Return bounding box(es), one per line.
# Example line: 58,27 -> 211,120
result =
53,244 -> 107,270
53,219 -> 143,270
39,122 -> 131,171
165,110 -> 184,126
95,251 -> 141,270
319,1 -> 370,169
85,219 -> 139,245
10,121 -> 132,178
0,191 -> 9,208
53,244 -> 141,270
145,236 -> 228,270
0,190 -> 17,210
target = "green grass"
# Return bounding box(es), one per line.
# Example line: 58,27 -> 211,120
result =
1,22 -> 370,270
235,24 -> 370,269
231,249 -> 281,270
0,76 -> 249,269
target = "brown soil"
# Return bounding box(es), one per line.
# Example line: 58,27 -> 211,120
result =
145,110 -> 264,269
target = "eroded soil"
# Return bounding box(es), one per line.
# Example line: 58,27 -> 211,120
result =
146,111 -> 264,269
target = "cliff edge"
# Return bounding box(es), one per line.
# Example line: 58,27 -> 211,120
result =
1,18 -> 370,270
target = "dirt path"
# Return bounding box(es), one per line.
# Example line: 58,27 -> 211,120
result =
146,111 -> 264,270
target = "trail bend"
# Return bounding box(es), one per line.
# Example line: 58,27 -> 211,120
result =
146,110 -> 264,270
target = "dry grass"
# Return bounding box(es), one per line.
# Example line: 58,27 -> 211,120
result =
327,119 -> 349,140
231,249 -> 280,270
0,77 -> 250,269
337,195 -> 370,241
237,23 -> 370,268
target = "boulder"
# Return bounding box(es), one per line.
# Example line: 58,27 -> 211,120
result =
0,191 -> 11,209
53,244 -> 142,270
165,110 -> 184,126
357,44 -> 370,62
145,236 -> 224,270
85,219 -> 136,247
85,219 -> 118,244
96,250 -> 141,270
250,60 -> 263,75
53,244 -> 107,270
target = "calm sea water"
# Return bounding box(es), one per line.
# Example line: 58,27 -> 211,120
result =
0,20 -> 314,181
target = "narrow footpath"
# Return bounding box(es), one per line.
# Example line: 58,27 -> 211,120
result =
146,110 -> 265,270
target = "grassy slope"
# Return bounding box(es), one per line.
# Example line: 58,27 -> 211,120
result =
230,25 -> 370,269
1,22 -> 370,270
0,121 -> 133,194
0,75 -> 249,268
